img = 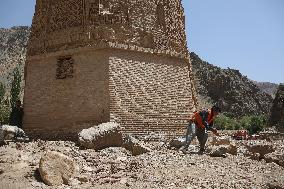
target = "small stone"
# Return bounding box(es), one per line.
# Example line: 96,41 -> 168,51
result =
68,178 -> 81,186
209,146 -> 228,157
122,135 -> 151,156
82,166 -> 93,172
78,174 -> 89,183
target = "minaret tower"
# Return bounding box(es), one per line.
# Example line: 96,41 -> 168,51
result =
24,0 -> 198,140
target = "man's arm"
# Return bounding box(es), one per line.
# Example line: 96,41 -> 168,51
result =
195,113 -> 205,129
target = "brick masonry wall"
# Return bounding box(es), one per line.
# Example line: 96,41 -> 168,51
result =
23,48 -> 197,140
23,49 -> 110,140
28,0 -> 188,58
109,50 -> 197,138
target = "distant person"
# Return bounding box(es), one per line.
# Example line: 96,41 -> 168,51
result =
9,100 -> 24,128
183,105 -> 221,153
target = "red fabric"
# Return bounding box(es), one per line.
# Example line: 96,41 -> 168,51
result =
191,109 -> 215,129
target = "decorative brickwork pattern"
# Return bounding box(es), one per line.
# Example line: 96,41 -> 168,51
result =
109,52 -> 196,138
27,0 -> 188,58
48,0 -> 84,32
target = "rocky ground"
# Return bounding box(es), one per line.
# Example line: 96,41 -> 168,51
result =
0,133 -> 283,189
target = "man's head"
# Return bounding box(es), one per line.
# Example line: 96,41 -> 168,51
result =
211,105 -> 221,116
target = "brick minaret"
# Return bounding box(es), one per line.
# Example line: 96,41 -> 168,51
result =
24,0 -> 198,140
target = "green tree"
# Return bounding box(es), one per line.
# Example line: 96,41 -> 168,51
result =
248,115 -> 266,134
10,67 -> 22,108
0,99 -> 10,125
0,82 -> 10,124
0,82 -> 5,104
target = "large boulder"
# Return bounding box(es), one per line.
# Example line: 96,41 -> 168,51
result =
0,125 -> 28,143
39,151 -> 78,186
122,135 -> 151,156
78,122 -> 123,150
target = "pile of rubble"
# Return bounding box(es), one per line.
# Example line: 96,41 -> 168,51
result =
0,123 -> 284,189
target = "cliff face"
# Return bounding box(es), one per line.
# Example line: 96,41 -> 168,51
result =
270,84 -> 284,131
253,81 -> 278,98
0,26 -> 30,85
190,52 -> 273,117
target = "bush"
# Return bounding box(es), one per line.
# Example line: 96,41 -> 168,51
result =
247,115 -> 266,134
214,114 -> 238,130
215,114 -> 267,134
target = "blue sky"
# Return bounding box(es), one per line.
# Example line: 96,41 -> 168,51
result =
0,0 -> 283,84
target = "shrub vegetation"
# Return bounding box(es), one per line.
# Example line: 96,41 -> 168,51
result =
215,114 -> 267,134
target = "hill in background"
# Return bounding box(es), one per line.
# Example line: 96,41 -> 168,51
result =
190,52 -> 274,117
0,26 -> 29,87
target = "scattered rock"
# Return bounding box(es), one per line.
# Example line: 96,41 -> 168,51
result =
68,178 -> 81,186
123,135 -> 151,156
120,177 -> 130,186
248,152 -> 261,161
78,122 -> 123,150
264,152 -> 284,167
209,145 -> 228,157
0,125 -> 29,142
39,151 -> 78,186
267,182 -> 284,189
1,125 -> 18,140
227,143 -> 238,155
168,137 -> 186,149
245,142 -> 275,158
210,136 -> 237,155
78,174 -> 90,183
211,136 -> 232,146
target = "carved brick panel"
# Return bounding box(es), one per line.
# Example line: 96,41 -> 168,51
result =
85,0 -> 129,26
28,0 -> 188,58
48,0 -> 84,32
56,57 -> 74,79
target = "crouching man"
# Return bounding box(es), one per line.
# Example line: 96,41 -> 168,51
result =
183,105 -> 221,153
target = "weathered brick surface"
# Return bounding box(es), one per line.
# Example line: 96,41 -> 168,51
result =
28,0 -> 188,58
109,50 -> 197,138
24,0 -> 198,139
24,49 -> 111,140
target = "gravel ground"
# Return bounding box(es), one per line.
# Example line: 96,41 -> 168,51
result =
0,138 -> 283,189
